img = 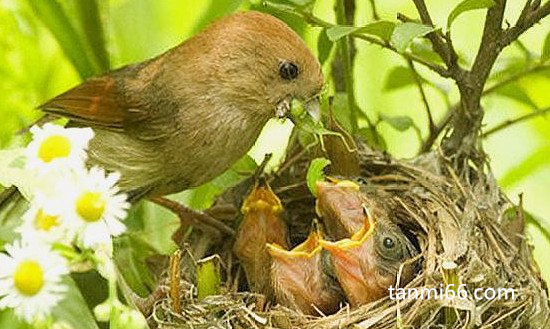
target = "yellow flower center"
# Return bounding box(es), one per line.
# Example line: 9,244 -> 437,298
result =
34,209 -> 60,231
38,135 -> 71,163
14,260 -> 44,296
76,191 -> 106,222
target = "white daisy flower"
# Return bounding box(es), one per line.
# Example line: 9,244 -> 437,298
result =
25,123 -> 94,172
0,240 -> 68,323
64,167 -> 130,249
17,193 -> 74,245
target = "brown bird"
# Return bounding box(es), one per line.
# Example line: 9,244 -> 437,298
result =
267,228 -> 344,315
38,11 -> 324,200
316,179 -> 419,306
233,180 -> 289,294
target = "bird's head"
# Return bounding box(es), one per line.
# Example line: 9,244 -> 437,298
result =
315,178 -> 420,306
190,11 -> 324,121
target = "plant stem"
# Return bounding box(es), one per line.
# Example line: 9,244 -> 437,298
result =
335,0 -> 359,133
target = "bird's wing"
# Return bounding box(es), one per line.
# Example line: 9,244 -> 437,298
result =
39,74 -> 147,132
39,70 -> 180,141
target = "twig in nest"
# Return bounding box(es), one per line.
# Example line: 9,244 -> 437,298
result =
169,250 -> 183,314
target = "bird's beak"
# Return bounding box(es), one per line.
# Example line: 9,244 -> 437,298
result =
267,230 -> 343,315
320,215 -> 380,307
315,179 -> 366,240
276,96 -> 321,121
303,96 -> 321,121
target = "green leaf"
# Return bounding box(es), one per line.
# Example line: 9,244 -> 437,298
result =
53,277 -> 100,329
499,147 -> 550,188
74,0 -> 110,72
113,235 -> 157,297
184,155 -> 257,210
384,66 -> 416,90
317,28 -> 334,65
447,0 -> 495,29
542,32 -> 550,62
358,127 -> 387,151
326,21 -> 396,42
326,26 -> 361,42
26,0 -> 100,79
380,114 -> 414,131
492,83 -> 538,109
524,210 -> 550,245
197,255 -> 222,300
191,0 -> 245,35
0,309 -> 31,329
391,22 -> 437,53
306,158 -> 331,196
359,21 -> 396,42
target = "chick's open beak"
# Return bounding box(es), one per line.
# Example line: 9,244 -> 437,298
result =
234,181 -> 288,293
267,230 -> 343,315
315,179 -> 365,240
320,214 -> 389,307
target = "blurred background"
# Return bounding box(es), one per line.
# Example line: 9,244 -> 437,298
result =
0,0 -> 548,285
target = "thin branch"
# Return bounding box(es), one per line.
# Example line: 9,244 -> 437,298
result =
352,34 -> 451,77
482,106 -> 550,137
406,59 -> 436,134
368,0 -> 380,20
411,0 -> 459,71
503,2 -> 550,46
421,107 -> 454,152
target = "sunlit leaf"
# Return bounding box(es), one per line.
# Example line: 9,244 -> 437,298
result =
384,66 -> 416,90
410,39 -> 445,64
191,0 -> 245,35
113,235 -> 157,297
0,309 -> 32,329
317,28 -> 334,65
380,114 -> 414,131
197,255 -> 222,300
184,155 -> 257,210
327,21 -> 395,42
542,32 -> 550,62
26,0 -> 100,79
391,22 -> 437,53
358,127 -> 387,151
524,210 -> 550,244
447,0 -> 494,29
53,277 -> 100,329
359,21 -> 396,41
74,0 -> 110,72
492,83 -> 538,109
499,147 -> 550,188
306,158 -> 331,196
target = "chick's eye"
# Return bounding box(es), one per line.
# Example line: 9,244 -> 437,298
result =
377,233 -> 404,261
383,237 -> 395,249
279,61 -> 299,80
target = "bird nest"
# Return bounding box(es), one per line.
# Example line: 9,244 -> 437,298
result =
147,140 -> 549,329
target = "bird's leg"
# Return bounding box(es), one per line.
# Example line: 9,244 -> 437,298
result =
149,197 -> 235,240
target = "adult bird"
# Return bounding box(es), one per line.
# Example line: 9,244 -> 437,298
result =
30,11 -> 324,202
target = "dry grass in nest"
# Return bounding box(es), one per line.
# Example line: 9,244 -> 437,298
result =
149,146 -> 549,329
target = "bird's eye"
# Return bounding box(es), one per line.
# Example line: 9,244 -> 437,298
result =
279,60 -> 299,80
377,232 -> 404,261
383,237 -> 395,249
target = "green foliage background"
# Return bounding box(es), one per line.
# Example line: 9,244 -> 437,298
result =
0,0 -> 549,326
